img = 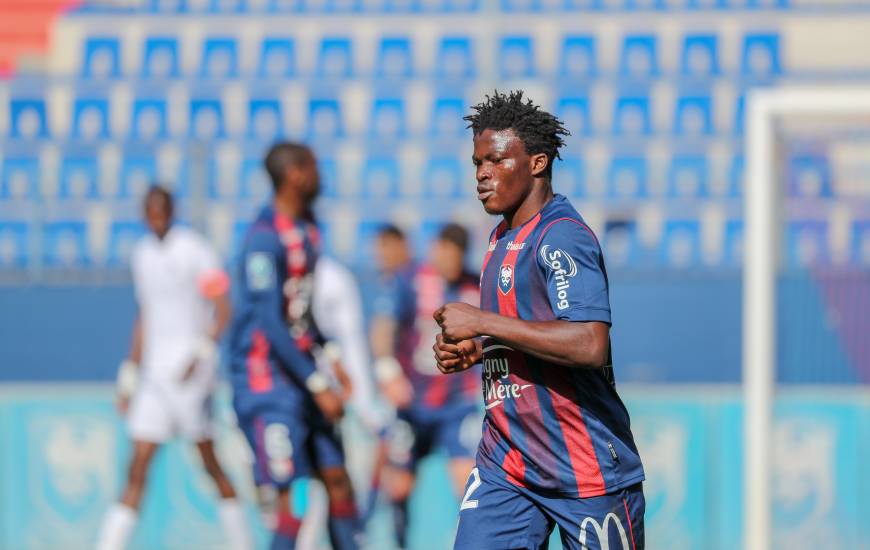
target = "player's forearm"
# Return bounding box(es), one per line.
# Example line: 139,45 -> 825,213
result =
369,316 -> 396,359
477,312 -> 609,368
128,315 -> 143,364
208,293 -> 231,342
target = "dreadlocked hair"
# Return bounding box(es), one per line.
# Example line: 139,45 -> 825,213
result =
464,90 -> 570,178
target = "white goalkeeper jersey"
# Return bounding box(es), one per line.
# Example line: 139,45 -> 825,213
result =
131,225 -> 225,383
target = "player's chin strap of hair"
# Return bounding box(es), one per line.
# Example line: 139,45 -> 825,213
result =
116,359 -> 139,398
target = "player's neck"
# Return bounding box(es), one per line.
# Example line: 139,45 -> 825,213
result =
504,181 -> 553,229
272,194 -> 304,220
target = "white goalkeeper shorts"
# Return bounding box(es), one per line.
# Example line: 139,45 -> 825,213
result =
127,367 -> 217,444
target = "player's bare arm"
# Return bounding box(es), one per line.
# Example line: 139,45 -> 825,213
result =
182,273 -> 232,381
116,314 -> 143,414
370,314 -> 413,408
435,302 -> 609,369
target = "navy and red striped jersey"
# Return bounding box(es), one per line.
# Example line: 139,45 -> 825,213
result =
228,205 -> 323,397
375,263 -> 480,410
476,194 -> 644,498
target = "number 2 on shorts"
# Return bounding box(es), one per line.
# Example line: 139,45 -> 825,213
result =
460,467 -> 481,510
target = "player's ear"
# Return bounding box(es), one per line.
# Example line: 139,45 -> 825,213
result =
529,153 -> 549,177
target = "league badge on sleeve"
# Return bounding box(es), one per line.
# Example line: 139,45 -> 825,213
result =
498,263 -> 514,295
246,252 -> 275,291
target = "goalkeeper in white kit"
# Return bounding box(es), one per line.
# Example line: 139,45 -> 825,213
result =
97,185 -> 252,550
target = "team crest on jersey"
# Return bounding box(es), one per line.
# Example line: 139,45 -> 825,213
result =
498,264 -> 514,295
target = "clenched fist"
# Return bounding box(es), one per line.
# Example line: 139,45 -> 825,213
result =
433,333 -> 482,374
433,302 -> 484,343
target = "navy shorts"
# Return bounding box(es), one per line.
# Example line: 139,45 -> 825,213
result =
454,466 -> 644,550
386,403 -> 481,471
235,393 -> 344,489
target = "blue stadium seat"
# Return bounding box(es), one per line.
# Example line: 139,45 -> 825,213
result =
239,156 -> 271,199
613,94 -> 651,136
741,33 -> 781,77
607,156 -> 647,198
553,156 -> 585,197
787,220 -> 829,267
674,93 -> 713,135
307,98 -> 344,139
318,156 -> 339,197
361,156 -> 400,197
745,0 -> 788,8
668,155 -> 708,197
1,157 -> 39,199
189,98 -> 224,140
439,0 -> 480,10
430,97 -> 465,137
733,94 -> 745,134
145,0 -> 186,12
317,37 -> 354,77
71,97 -> 110,139
0,222 -> 28,267
43,221 -> 90,268
200,37 -> 239,78
436,37 -> 475,78
376,38 -> 413,78
681,34 -> 719,77
602,220 -> 640,269
141,37 -> 180,78
851,221 -> 870,266
423,156 -> 464,198
9,99 -> 48,139
728,153 -> 744,197
661,220 -> 701,268
120,155 -> 157,198
59,156 -> 100,200
559,36 -> 596,79
130,97 -> 168,139
557,95 -> 591,136
208,0 -> 247,12
107,221 -> 147,266
620,34 -> 658,78
259,37 -> 296,77
82,37 -> 121,78
499,36 -> 535,79
248,99 -> 283,140
788,153 -> 832,198
369,98 -> 406,140
723,220 -> 744,266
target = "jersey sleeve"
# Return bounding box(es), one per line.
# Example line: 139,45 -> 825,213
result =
192,234 -> 229,299
242,229 -> 318,385
535,219 -> 611,324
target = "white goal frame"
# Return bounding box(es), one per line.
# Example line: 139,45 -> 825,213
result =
743,85 -> 870,550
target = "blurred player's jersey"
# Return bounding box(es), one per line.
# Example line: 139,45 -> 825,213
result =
375,264 -> 480,410
228,206 -> 323,398
131,225 -> 224,383
477,194 -> 644,498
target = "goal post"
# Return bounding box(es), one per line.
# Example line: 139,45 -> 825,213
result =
743,86 -> 870,550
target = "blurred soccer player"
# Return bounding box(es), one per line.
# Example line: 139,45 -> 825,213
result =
371,224 -> 481,550
433,91 -> 646,550
296,253 -> 388,547
97,186 -> 251,550
228,142 -> 362,550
